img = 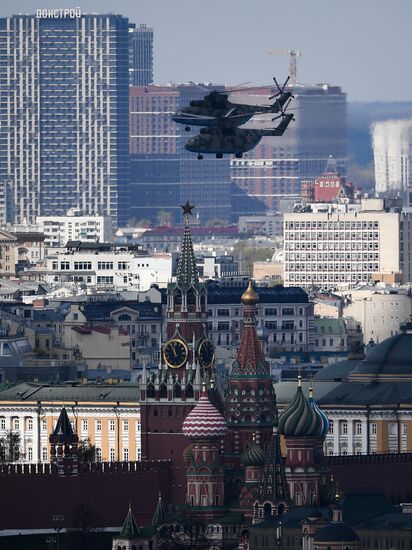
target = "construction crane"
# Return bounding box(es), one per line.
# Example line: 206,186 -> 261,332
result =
265,49 -> 302,87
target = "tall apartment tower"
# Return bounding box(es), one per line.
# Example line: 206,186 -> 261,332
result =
372,119 -> 412,208
0,12 -> 129,226
128,23 -> 153,86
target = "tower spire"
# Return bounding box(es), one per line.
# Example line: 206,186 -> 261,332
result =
232,280 -> 268,375
176,201 -> 198,285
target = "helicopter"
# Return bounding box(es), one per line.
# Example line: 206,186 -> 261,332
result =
172,76 -> 293,130
185,113 -> 294,159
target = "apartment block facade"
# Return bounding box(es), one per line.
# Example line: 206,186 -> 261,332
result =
0,13 -> 129,226
284,199 -> 412,290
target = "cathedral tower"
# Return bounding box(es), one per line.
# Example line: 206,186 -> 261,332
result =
278,377 -> 329,506
225,281 -> 276,473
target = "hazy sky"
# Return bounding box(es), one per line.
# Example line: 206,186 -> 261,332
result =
4,0 -> 412,102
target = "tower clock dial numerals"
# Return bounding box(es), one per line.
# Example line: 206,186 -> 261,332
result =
198,339 -> 215,369
164,338 -> 189,369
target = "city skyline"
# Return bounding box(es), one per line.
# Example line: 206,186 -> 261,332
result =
3,0 -> 412,102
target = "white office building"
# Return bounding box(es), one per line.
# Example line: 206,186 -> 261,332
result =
45,243 -> 172,291
284,198 -> 412,290
37,210 -> 113,247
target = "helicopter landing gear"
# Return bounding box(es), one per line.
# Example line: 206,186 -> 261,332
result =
235,152 -> 243,159
216,152 -> 223,159
185,126 -> 191,131
197,154 -> 204,160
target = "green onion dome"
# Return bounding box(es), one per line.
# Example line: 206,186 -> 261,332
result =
308,386 -> 330,439
278,377 -> 324,438
241,440 -> 265,467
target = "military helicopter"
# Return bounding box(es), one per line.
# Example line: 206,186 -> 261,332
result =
172,76 -> 293,131
185,113 -> 294,159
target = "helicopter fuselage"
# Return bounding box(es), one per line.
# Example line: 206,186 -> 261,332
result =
184,127 -> 262,154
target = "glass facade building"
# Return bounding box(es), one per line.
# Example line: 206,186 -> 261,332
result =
0,13 -> 129,226
129,84 -> 231,225
230,84 -> 347,219
128,24 -> 153,86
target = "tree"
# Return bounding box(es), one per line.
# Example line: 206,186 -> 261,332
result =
0,430 -> 21,463
68,502 -> 101,550
158,508 -> 209,549
77,438 -> 97,463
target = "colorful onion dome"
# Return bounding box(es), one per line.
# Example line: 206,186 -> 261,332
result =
241,440 -> 265,467
182,385 -> 227,438
278,376 -> 324,438
241,280 -> 259,306
308,385 -> 330,439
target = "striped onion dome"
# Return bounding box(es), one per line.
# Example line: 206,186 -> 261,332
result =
278,377 -> 324,438
182,386 -> 227,439
241,440 -> 265,467
308,386 -> 330,439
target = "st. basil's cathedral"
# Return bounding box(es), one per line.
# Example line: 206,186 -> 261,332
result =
124,203 -> 355,550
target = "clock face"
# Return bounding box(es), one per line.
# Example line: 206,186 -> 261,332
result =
198,339 -> 215,369
164,338 -> 189,369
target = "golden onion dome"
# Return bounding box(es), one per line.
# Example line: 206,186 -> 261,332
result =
241,280 -> 259,306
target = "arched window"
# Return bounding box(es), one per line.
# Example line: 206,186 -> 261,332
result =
146,383 -> 155,398
263,502 -> 272,517
185,384 -> 194,399
159,383 -> 167,399
173,384 -> 182,399
118,314 -> 132,321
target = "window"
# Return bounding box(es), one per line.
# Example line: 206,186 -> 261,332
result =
96,448 -> 102,462
0,418 -> 5,430
97,261 -> 114,270
282,307 -> 295,315
74,261 -> 92,270
13,418 -> 19,430
109,419 -> 115,431
82,420 -> 88,432
60,261 -> 70,270
123,448 -> 129,461
341,422 -> 348,435
27,447 -> 33,461
402,423 -> 408,436
217,308 -> 230,316
118,262 -> 128,270
95,420 -> 102,432
97,276 -> 114,285
137,448 -> 141,460
355,422 -> 362,435
136,421 -> 141,432
42,447 -> 48,461
27,418 -> 33,431
42,419 -> 48,431
329,421 -> 334,434
123,420 -> 129,432
371,423 -> 377,435
109,448 -> 116,462
264,308 -> 278,316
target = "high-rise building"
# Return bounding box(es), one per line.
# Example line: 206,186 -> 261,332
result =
230,84 -> 347,219
129,84 -> 231,226
0,12 -> 129,226
372,119 -> 412,207
128,23 -> 153,86
0,178 -> 14,226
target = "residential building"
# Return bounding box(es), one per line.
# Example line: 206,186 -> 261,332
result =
313,317 -> 348,352
0,228 -> 45,277
238,212 -> 283,237
0,383 -> 141,463
128,84 -> 231,225
128,23 -> 153,85
44,242 -> 172,291
230,83 -> 347,218
0,13 -> 129,226
0,178 -> 14,225
37,210 -> 113,247
373,119 -> 412,207
206,279 -> 314,352
301,156 -> 355,204
284,198 -> 412,290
